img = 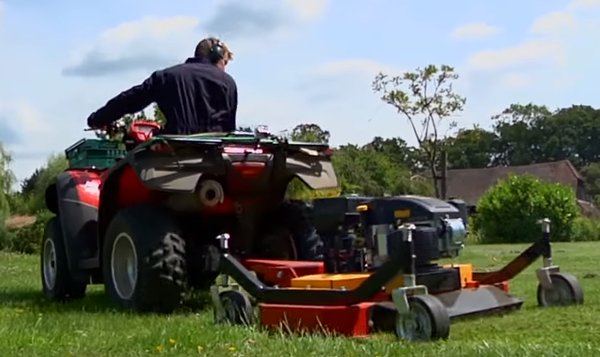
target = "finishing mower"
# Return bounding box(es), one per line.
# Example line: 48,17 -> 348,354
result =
211,195 -> 584,342
40,121 -> 336,313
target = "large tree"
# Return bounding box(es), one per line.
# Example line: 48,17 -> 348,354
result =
372,64 -> 466,197
445,125 -> 497,169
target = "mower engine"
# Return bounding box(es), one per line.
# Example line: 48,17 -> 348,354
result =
312,195 -> 468,273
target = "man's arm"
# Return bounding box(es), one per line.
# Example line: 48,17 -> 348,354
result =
87,71 -> 164,128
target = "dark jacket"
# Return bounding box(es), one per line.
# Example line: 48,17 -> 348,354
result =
87,57 -> 238,135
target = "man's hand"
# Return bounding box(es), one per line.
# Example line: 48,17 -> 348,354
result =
87,111 -> 102,130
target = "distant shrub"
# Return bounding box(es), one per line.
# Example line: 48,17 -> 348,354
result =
474,174 -> 580,244
571,217 -> 600,242
0,211 -> 15,252
2,210 -> 53,254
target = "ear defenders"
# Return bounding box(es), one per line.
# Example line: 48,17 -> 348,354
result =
208,39 -> 225,64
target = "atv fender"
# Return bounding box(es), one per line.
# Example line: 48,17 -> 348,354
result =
54,170 -> 101,282
130,155 -> 218,193
287,152 -> 338,190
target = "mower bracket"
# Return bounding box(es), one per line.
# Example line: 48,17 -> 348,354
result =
535,266 -> 560,289
391,285 -> 428,315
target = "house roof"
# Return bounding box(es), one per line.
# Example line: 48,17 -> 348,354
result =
446,160 -> 582,206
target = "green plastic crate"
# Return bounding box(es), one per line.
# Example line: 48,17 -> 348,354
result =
65,139 -> 127,169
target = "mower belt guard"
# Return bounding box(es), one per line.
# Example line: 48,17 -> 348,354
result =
435,285 -> 523,318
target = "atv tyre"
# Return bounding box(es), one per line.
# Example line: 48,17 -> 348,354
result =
259,200 -> 323,261
41,217 -> 87,301
102,205 -> 186,313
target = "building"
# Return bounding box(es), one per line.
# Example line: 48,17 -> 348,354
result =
446,160 -> 588,209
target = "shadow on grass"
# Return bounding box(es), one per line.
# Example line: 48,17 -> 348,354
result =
0,288 -> 114,314
0,288 -> 215,315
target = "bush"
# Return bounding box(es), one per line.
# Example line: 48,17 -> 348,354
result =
0,211 -> 15,251
571,217 -> 600,242
474,174 -> 580,244
2,210 -> 53,254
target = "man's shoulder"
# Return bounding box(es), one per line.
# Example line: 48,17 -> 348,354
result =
157,61 -> 235,87
220,70 -> 236,87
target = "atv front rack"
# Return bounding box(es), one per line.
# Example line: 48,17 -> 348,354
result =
210,219 -> 584,342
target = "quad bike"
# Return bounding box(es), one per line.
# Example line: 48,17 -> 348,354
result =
40,121 -> 337,313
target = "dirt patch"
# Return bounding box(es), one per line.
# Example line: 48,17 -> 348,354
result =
5,215 -> 36,230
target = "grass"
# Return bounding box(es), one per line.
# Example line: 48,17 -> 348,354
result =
1,243 -> 600,357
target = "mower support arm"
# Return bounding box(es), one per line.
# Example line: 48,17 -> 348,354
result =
219,240 -> 415,306
472,225 -> 552,285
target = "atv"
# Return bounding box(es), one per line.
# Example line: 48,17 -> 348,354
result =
40,121 -> 337,313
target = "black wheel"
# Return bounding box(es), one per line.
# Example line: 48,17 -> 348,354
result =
214,290 -> 254,325
395,294 -> 450,342
258,200 -> 323,260
102,205 -> 186,313
537,272 -> 584,307
40,217 -> 87,301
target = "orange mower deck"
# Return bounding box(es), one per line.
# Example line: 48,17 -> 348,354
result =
211,220 -> 584,342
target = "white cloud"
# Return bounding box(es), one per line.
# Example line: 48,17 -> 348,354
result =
467,39 -> 566,70
501,74 -> 531,88
315,59 -> 403,77
569,0 -> 600,10
530,11 -> 577,35
285,0 -> 329,22
0,101 -> 45,135
0,100 -> 53,182
450,22 -> 499,40
63,0 -> 329,77
63,16 -> 200,76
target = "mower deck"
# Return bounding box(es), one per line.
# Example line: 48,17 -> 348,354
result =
211,220 -> 584,342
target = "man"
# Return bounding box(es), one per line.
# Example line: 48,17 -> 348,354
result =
87,37 -> 238,135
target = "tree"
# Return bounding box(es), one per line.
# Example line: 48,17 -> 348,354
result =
22,154 -> 68,213
580,163 -> 600,205
0,144 -> 15,214
363,137 -> 422,172
538,105 -> 600,168
445,125 -> 497,169
285,124 -> 339,199
333,144 -> 431,197
372,64 -> 466,197
153,104 -> 167,125
288,124 -> 330,143
491,103 -> 551,166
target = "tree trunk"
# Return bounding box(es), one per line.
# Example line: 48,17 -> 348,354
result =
440,150 -> 448,199
430,166 -> 440,198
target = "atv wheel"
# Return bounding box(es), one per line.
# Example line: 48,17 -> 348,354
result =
259,200 -> 323,260
102,205 -> 186,313
395,295 -> 450,342
41,217 -> 87,301
214,290 -> 254,325
537,272 -> 584,307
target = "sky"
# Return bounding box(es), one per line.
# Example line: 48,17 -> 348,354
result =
0,0 -> 599,183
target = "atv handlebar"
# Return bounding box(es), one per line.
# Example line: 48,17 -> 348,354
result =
85,121 -> 128,136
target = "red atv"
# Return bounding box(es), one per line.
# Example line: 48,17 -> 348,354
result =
40,121 -> 337,313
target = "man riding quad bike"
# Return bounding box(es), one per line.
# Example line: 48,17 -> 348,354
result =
40,37 -> 337,313
41,120 -> 336,313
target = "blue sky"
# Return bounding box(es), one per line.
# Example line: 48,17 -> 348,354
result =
0,0 -> 599,183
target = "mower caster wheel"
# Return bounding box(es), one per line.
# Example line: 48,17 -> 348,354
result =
395,295 -> 450,342
537,272 -> 584,307
214,290 -> 254,326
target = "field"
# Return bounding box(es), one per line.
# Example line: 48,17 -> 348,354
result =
1,243 -> 600,357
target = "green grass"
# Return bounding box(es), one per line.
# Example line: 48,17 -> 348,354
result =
2,243 -> 600,357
